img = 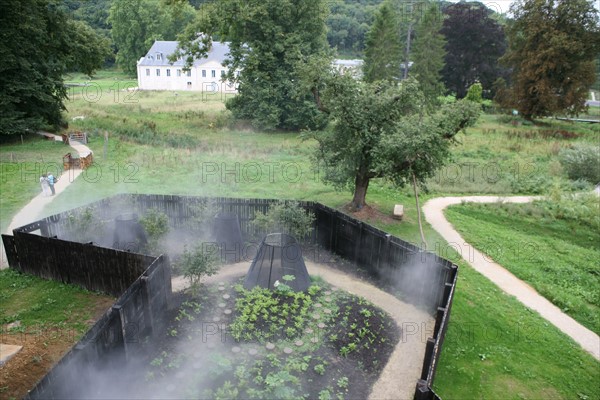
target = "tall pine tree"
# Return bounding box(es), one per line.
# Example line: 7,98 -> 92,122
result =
411,3 -> 446,107
500,0 -> 600,119
363,1 -> 402,83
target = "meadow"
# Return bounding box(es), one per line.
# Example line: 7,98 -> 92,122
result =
1,69 -> 599,399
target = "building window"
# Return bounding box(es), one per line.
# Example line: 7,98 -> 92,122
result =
156,69 -> 160,77
166,69 -> 171,77
157,53 -> 162,61
146,69 -> 150,76
211,70 -> 216,78
177,69 -> 181,77
187,82 -> 192,88
221,70 -> 226,77
187,70 -> 191,77
202,70 -> 206,78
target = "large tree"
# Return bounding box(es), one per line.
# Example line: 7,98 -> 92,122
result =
0,0 -> 110,135
441,2 -> 508,98
363,1 -> 403,82
174,0 -> 330,131
307,74 -> 480,210
500,0 -> 600,119
411,3 -> 446,107
109,0 -> 195,76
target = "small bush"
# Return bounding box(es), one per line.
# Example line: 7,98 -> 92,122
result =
559,144 -> 600,184
178,244 -> 220,288
252,200 -> 315,241
139,208 -> 169,253
466,83 -> 483,103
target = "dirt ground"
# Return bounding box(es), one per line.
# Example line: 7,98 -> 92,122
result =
0,296 -> 115,399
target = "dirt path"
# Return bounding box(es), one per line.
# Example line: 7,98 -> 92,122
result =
422,196 -> 600,360
172,261 -> 434,400
1,137 -> 91,269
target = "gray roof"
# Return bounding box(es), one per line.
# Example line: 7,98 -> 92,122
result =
137,40 -> 231,67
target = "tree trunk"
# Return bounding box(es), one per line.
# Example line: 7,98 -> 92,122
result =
351,173 -> 370,210
403,22 -> 413,80
412,171 -> 427,249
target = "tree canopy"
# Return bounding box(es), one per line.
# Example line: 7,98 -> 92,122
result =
174,0 -> 331,131
363,1 -> 403,83
411,3 -> 446,107
308,74 -> 481,210
499,0 -> 600,119
441,2 -> 508,98
109,0 -> 195,76
0,0 -> 110,135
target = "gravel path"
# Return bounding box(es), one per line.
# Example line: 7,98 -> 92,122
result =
422,196 -> 600,360
1,137 -> 91,269
172,261 -> 434,400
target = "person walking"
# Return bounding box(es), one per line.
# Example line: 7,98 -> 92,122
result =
47,173 -> 58,196
40,174 -> 50,197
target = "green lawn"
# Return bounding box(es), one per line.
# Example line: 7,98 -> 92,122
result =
0,269 -> 113,334
445,201 -> 600,335
0,69 -> 598,399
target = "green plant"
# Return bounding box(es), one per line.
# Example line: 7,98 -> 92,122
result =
337,377 -> 349,389
559,144 -> 600,184
139,208 -> 169,253
178,244 -> 221,289
466,82 -> 483,103
314,364 -> 326,375
251,200 -> 315,240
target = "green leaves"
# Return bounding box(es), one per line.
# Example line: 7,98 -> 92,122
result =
500,0 -> 600,119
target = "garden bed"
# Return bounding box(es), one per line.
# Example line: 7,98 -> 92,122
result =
157,261 -> 432,399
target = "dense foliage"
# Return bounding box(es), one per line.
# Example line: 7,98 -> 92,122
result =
411,3 -> 446,107
0,0 -> 109,135
173,0 -> 331,131
362,1 -> 402,83
109,0 -> 195,75
441,2 -> 508,98
499,0 -> 600,119
309,75 -> 480,209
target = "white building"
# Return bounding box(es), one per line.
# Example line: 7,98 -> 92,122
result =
332,59 -> 364,79
136,41 -> 237,93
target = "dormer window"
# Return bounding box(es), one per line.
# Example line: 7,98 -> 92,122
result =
156,53 -> 162,61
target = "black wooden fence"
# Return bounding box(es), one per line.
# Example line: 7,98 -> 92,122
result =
22,255 -> 171,399
4,194 -> 456,400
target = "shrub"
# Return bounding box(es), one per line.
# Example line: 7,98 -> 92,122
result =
252,200 -> 315,241
139,208 -> 169,253
466,82 -> 483,103
559,144 -> 600,184
178,243 -> 221,288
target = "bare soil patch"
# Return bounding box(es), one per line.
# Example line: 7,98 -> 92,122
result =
0,296 -> 115,399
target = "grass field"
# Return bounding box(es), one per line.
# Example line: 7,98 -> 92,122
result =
446,200 -> 600,335
0,269 -> 112,333
1,69 -> 598,399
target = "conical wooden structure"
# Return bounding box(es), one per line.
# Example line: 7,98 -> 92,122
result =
243,233 -> 310,291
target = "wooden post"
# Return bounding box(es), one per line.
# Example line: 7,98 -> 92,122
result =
420,337 -> 436,381
141,276 -> 155,338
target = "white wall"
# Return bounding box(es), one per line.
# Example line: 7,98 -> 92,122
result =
137,60 -> 238,93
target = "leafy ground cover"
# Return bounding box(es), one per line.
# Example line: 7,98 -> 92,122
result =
119,278 -> 399,400
445,200 -> 600,335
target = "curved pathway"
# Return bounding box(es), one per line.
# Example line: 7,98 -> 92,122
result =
1,136 -> 91,269
422,196 -> 600,360
172,261 -> 434,400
